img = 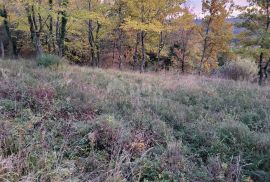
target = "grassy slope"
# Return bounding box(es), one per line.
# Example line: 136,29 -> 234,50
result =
0,60 -> 269,182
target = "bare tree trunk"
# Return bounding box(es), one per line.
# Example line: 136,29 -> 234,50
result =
59,11 -> 68,57
88,0 -> 97,66
117,29 -> 123,70
181,42 -> 187,73
55,0 -> 68,57
140,30 -> 146,73
117,30 -> 123,69
156,31 -> 163,72
26,5 -> 43,58
133,32 -> 140,70
0,40 -> 4,59
88,19 -> 96,66
1,7 -> 17,58
113,40 -> 116,63
48,0 -> 54,53
140,4 -> 145,73
35,32 -> 43,57
116,3 -> 124,70
263,58 -> 270,80
56,12 -> 60,54
199,38 -> 208,75
259,52 -> 264,86
118,43 -> 123,69
181,55 -> 185,73
199,17 -> 212,75
95,22 -> 101,67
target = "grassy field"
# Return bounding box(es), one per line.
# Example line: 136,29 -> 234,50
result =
0,60 -> 269,182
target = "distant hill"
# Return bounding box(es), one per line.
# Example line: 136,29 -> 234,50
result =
195,18 -> 244,35
228,18 -> 245,34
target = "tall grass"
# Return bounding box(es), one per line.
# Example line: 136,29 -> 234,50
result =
0,59 -> 269,181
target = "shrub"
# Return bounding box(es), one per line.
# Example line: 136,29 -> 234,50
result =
219,121 -> 251,148
37,54 -> 61,68
213,59 -> 257,81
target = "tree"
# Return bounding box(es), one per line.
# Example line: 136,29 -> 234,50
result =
168,7 -> 196,73
0,0 -> 237,75
111,0 -> 128,69
25,2 -> 44,57
122,0 -> 185,72
15,0 -> 62,57
56,0 -> 69,57
122,0 -> 166,72
0,2 -> 18,58
237,0 -> 270,85
71,0 -> 111,66
198,0 -> 233,74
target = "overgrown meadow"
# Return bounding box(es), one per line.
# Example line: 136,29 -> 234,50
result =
0,60 -> 269,181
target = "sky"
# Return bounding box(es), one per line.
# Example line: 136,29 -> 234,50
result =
188,0 -> 249,17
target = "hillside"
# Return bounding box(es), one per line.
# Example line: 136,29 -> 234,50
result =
195,18 -> 244,35
0,60 -> 270,182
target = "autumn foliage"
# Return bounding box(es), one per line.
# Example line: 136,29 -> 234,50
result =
0,0 -> 236,74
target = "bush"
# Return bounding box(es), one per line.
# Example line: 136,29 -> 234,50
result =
213,59 -> 257,81
37,54 -> 61,68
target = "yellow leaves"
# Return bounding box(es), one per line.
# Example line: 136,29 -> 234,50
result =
17,24 -> 29,32
203,59 -> 218,73
8,12 -> 29,31
168,12 -> 195,32
122,17 -> 164,33
71,10 -> 109,25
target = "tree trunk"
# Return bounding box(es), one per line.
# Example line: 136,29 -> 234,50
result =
156,31 -> 163,72
181,55 -> 185,73
56,12 -> 60,54
140,3 -> 145,73
26,5 -> 43,58
95,22 -> 101,67
0,40 -> 4,59
259,52 -> 264,86
88,21 -> 96,66
1,7 -> 17,58
263,58 -> 270,80
258,2 -> 270,85
113,40 -> 116,63
56,0 -> 68,57
117,4 -> 124,70
199,38 -> 208,75
59,11 -> 68,57
133,32 -> 140,70
118,46 -> 123,69
199,17 -> 212,75
34,32 -> 43,57
118,31 -> 123,69
88,20 -> 96,66
88,0 -> 97,66
181,43 -> 187,73
140,30 -> 146,73
48,0 -> 55,53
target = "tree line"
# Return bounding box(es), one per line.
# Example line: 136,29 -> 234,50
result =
0,0 -> 269,84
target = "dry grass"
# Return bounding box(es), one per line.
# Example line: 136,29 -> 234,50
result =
0,59 -> 270,182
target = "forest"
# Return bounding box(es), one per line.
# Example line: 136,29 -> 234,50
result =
0,0 -> 269,84
0,0 -> 270,182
